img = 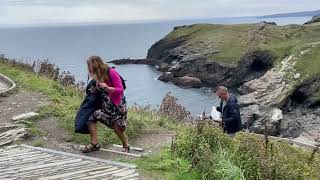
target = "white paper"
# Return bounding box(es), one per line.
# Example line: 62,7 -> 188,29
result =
211,107 -> 221,120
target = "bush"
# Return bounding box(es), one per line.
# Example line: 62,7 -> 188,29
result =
235,132 -> 320,180
172,121 -> 320,180
172,121 -> 241,179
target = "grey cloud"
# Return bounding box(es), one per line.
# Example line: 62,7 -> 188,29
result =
7,0 -> 157,7
1,0 -> 320,25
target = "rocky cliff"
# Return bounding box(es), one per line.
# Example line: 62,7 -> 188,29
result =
147,23 -> 319,89
304,15 -> 320,25
111,20 -> 320,140
145,21 -> 320,140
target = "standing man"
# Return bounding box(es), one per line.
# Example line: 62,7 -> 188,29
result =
215,86 -> 242,136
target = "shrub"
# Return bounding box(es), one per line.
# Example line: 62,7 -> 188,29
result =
172,121 -> 241,179
234,132 -> 320,180
159,92 -> 192,121
173,121 -> 320,180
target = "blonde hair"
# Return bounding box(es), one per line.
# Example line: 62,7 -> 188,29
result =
87,56 -> 109,82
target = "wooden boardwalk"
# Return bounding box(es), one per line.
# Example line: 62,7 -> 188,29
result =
0,144 -> 139,180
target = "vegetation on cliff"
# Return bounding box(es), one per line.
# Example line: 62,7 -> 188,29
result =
149,22 -> 320,66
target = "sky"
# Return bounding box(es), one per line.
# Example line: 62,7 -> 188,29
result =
0,0 -> 319,25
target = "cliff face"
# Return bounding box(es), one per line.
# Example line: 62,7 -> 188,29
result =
147,21 -> 320,139
304,16 -> 320,25
148,23 -> 320,88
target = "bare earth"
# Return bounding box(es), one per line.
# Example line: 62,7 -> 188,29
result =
0,91 -> 48,124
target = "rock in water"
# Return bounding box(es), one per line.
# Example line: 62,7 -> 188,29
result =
175,76 -> 202,88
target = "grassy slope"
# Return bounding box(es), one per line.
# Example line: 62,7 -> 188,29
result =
163,23 -> 320,77
0,63 -> 175,145
0,62 -> 199,179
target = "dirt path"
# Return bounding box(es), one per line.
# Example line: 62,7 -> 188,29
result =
0,91 -> 48,124
0,89 -> 48,146
28,116 -> 173,158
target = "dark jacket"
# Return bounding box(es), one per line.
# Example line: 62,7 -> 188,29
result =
217,94 -> 242,134
74,80 -> 102,134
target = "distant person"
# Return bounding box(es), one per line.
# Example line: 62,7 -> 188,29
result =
214,86 -> 242,136
82,56 -> 129,153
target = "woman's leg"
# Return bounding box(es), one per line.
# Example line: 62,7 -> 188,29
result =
114,124 -> 129,149
82,122 -> 100,153
89,122 -> 98,145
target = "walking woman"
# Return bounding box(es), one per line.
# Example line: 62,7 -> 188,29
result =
82,56 -> 129,153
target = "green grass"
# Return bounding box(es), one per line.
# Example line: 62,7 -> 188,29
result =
32,140 -> 47,147
118,148 -> 202,180
161,23 -> 320,66
294,44 -> 320,79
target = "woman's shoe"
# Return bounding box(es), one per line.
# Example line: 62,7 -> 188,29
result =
82,143 -> 101,153
122,146 -> 130,153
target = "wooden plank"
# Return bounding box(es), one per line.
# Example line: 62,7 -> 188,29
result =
113,169 -> 136,177
79,145 -> 141,157
18,162 -> 96,177
3,144 -> 19,149
0,145 -> 139,179
0,157 -> 59,167
113,144 -> 144,152
114,173 -> 140,180
100,148 -> 142,157
0,153 -> 49,162
0,151 -> 35,158
0,149 -> 29,156
21,144 -> 137,168
88,167 -> 119,175
21,154 -> 54,162
38,166 -> 112,180
18,158 -> 82,171
82,168 -> 128,179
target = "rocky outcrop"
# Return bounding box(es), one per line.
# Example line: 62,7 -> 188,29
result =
221,50 -> 275,89
304,16 -> 320,25
158,74 -> 202,88
239,49 -> 320,138
145,22 -> 280,89
288,77 -> 320,108
155,49 -> 276,88
109,58 -> 160,65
